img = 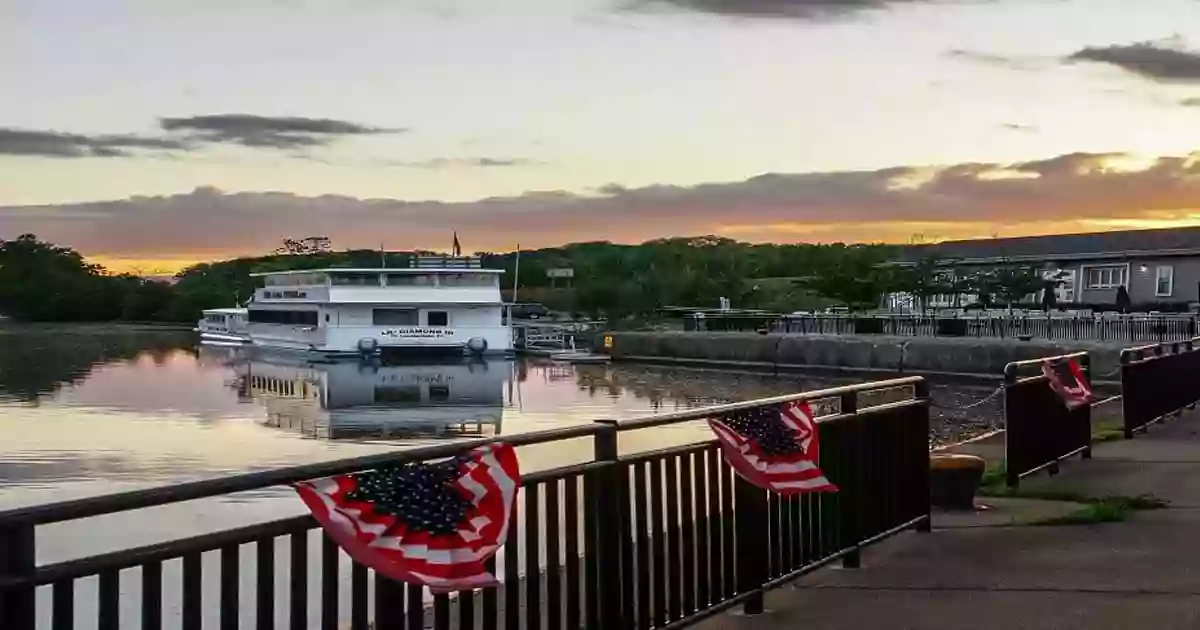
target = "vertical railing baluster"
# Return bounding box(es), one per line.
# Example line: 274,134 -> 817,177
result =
375,573 -> 405,630
459,589 -> 477,630
322,534 -> 339,630
183,552 -> 203,630
351,563 -> 369,630
289,532 -> 308,630
98,569 -> 120,630
679,452 -> 696,617
618,464 -> 635,630
255,538 -> 274,630
142,561 -> 162,630
695,448 -> 712,609
719,458 -> 735,601
0,521 -> 36,630
633,462 -> 651,629
432,594 -> 451,630
706,447 -> 723,602
220,545 -> 240,630
53,579 -> 74,630
504,490 -> 521,630
649,458 -> 667,628
563,476 -> 581,630
525,484 -> 542,630
544,478 -> 562,630
406,584 -> 424,630
582,471 -> 598,630
664,456 -> 681,622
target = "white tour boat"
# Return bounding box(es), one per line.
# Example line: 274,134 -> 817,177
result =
195,308 -> 251,346
246,255 -> 511,358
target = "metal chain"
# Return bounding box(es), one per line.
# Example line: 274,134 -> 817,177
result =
928,385 -> 1004,411
1095,365 -> 1122,378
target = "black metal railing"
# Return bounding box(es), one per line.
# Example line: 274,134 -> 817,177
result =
1002,352 -> 1093,489
773,314 -> 1198,343
0,378 -> 931,630
1121,339 -> 1200,438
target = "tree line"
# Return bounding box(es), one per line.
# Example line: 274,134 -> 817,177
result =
0,233 -> 1065,324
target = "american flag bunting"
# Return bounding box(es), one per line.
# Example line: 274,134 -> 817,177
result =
708,400 -> 837,495
295,442 -> 520,592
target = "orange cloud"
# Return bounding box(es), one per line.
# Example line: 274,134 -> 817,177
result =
5,150 -> 1200,274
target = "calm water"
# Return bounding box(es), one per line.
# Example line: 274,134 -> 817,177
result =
0,328 -> 1000,628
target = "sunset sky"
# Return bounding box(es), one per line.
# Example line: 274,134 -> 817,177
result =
5,0 -> 1200,272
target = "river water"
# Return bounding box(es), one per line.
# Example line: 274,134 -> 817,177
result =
0,327 -> 1003,627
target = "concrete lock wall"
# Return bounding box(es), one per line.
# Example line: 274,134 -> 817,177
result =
598,331 -> 1124,379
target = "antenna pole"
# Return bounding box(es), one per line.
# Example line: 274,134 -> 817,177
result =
512,244 -> 521,304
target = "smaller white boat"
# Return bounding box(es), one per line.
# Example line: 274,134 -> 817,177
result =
548,338 -> 610,364
549,351 -> 610,364
196,308 -> 251,345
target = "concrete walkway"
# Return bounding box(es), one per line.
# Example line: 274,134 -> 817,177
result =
697,410 -> 1200,630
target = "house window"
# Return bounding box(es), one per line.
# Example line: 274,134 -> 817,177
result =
427,311 -> 449,326
373,308 -> 419,325
1084,265 -> 1127,290
1156,266 -> 1174,297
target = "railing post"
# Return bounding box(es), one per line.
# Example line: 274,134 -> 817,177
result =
0,520 -> 36,630
838,392 -> 862,569
591,422 -> 625,630
733,477 -> 767,615
912,380 -> 933,533
1002,364 -> 1020,490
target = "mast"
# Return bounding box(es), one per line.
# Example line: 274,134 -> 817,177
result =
511,244 -> 521,304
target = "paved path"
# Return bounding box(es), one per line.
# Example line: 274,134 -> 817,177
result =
696,410 -> 1200,630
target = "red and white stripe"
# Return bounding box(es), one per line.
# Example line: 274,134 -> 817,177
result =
708,401 -> 837,495
1041,358 -> 1094,410
295,442 -> 521,592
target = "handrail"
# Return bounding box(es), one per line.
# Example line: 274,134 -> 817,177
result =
1121,338 -> 1197,363
0,423 -> 603,527
603,376 -> 925,431
1003,351 -> 1088,381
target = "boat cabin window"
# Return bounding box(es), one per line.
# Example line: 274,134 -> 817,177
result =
264,273 -> 325,287
385,273 -> 434,286
439,273 -> 496,287
427,311 -> 449,326
331,273 -> 382,286
205,314 -> 226,324
248,309 -> 319,326
373,308 -> 419,325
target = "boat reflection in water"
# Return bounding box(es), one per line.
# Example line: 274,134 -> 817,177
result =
235,354 -> 505,440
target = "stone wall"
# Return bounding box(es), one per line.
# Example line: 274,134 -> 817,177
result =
597,331 -> 1125,380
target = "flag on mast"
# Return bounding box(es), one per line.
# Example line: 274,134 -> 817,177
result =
452,232 -> 462,257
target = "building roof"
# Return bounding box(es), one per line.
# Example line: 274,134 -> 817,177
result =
897,226 -> 1200,264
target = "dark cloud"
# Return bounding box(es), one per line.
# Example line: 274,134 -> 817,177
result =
0,128 -> 187,159
7,150 -> 1200,263
1066,42 -> 1200,82
631,0 -> 937,19
397,157 -> 538,169
1001,123 -> 1035,132
159,114 -> 403,149
1182,97 -> 1200,106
